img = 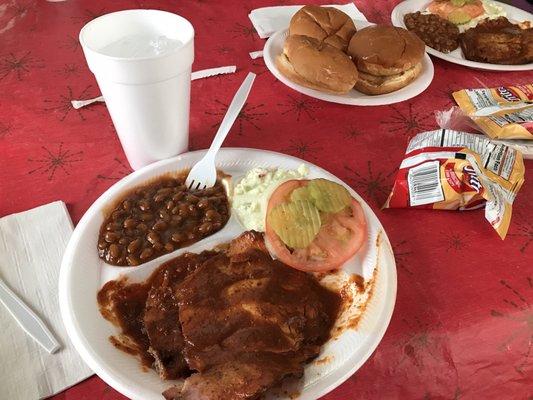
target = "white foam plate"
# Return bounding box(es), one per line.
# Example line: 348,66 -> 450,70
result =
59,148 -> 397,400
263,21 -> 434,106
391,0 -> 533,71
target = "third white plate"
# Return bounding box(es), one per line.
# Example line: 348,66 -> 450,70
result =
263,21 -> 434,106
391,0 -> 533,71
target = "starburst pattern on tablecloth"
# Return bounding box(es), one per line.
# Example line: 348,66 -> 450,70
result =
43,85 -> 96,121
283,139 -> 322,160
0,51 -> 44,81
0,121 -> 12,139
277,95 -> 320,122
437,83 -> 460,105
28,143 -> 83,181
227,22 -> 256,41
397,317 -> 451,367
251,60 -> 269,76
508,213 -> 533,253
344,125 -> 362,141
392,239 -> 414,276
443,231 -> 469,252
345,161 -> 396,205
57,63 -> 81,77
381,104 -> 434,136
393,316 -> 460,399
71,7 -> 106,24
97,157 -> 132,181
490,277 -> 532,375
205,100 -> 267,135
59,35 -> 81,52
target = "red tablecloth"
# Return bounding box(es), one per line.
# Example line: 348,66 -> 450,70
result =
1,0 -> 532,399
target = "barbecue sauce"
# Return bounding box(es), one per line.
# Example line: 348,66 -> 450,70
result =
97,233 -> 343,396
97,251 -> 217,370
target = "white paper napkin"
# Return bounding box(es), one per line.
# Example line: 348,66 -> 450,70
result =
249,2 -> 367,39
0,201 -> 93,400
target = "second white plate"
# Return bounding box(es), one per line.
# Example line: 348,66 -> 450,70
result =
263,21 -> 434,106
391,0 -> 533,71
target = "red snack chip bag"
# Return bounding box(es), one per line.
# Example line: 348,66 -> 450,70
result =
384,129 -> 525,239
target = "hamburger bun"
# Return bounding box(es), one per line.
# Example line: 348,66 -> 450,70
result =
276,35 -> 358,94
348,25 -> 425,76
355,62 -> 423,95
289,5 -> 357,52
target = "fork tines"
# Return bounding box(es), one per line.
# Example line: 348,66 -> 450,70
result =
188,180 -> 205,191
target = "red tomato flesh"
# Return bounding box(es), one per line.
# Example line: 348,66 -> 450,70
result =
265,179 -> 367,272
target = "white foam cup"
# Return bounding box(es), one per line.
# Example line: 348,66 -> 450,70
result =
80,10 -> 194,170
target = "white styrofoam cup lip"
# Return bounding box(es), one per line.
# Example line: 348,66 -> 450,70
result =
79,9 -> 194,63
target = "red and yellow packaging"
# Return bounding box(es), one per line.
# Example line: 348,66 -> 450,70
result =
384,129 -> 525,239
453,84 -> 533,140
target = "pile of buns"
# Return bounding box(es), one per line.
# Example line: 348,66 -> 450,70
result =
276,5 -> 426,95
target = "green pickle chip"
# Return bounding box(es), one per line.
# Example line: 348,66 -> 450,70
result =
447,9 -> 471,24
290,186 -> 311,202
307,179 -> 351,213
268,200 -> 321,248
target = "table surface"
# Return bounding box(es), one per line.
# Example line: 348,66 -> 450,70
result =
1,0 -> 532,399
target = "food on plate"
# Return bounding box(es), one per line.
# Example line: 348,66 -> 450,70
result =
233,164 -> 309,231
268,199 -> 322,248
404,12 -> 460,53
98,231 -> 342,399
425,0 -> 506,28
519,21 -> 533,30
276,34 -> 359,94
289,5 -> 357,52
459,17 -> 533,64
265,179 -> 367,272
402,0 -> 532,64
384,129 -> 525,239
278,6 -> 427,96
98,250 -> 218,378
427,0 -> 486,25
453,84 -> 533,139
98,172 -> 230,266
347,25 -> 425,95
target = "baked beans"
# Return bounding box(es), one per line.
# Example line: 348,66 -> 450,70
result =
98,174 -> 229,266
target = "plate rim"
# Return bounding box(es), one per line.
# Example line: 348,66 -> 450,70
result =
263,28 -> 435,106
59,147 -> 397,400
391,0 -> 533,72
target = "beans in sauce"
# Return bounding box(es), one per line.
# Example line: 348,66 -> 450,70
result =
404,12 -> 459,53
98,174 -> 229,266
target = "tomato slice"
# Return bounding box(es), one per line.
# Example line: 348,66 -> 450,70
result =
265,179 -> 367,272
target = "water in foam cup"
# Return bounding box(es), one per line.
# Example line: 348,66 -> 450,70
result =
80,10 -> 194,170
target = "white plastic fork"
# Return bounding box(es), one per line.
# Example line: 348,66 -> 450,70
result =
186,72 -> 256,190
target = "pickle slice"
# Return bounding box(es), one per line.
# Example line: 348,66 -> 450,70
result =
307,179 -> 352,213
290,186 -> 311,202
268,200 -> 321,248
451,0 -> 466,7
447,9 -> 471,24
